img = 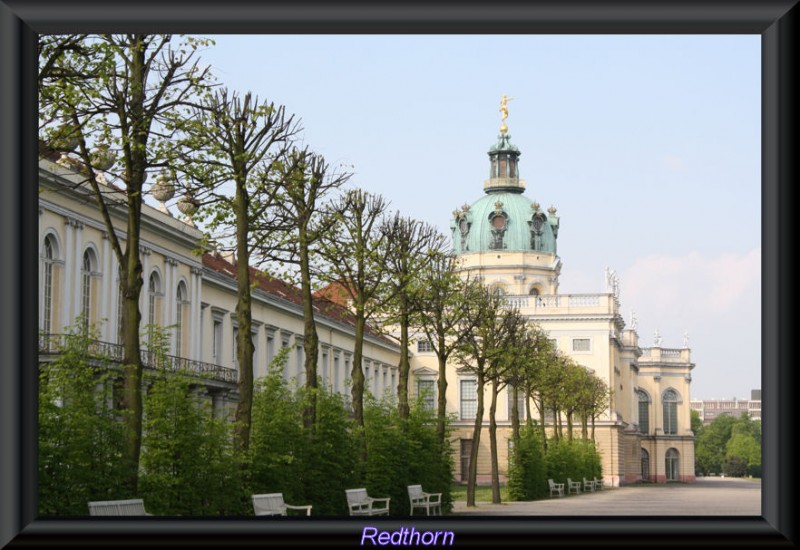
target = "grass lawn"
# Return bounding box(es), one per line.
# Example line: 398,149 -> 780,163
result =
451,483 -> 509,502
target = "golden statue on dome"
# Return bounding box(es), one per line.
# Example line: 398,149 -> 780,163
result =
499,94 -> 514,133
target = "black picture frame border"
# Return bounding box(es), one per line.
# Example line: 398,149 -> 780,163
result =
1,1 -> 796,547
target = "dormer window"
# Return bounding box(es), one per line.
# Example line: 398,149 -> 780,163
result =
529,211 -> 547,251
489,201 -> 508,250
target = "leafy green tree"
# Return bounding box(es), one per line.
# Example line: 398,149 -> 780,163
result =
138,328 -> 243,516
319,188 -> 391,431
176,88 -> 299,454
257,149 -> 350,430
412,257 -> 482,444
691,409 -> 704,437
695,414 -> 737,475
40,34 -> 214,492
380,214 -> 444,420
453,287 -> 508,507
507,424 -> 547,501
38,322 -> 127,515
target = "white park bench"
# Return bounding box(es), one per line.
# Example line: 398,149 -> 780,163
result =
88,499 -> 151,516
567,478 -> 582,495
407,485 -> 442,516
346,488 -> 390,516
583,477 -> 596,492
252,493 -> 312,516
548,479 -> 565,498
594,476 -> 606,490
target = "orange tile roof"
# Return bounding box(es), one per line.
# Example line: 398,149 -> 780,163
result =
202,252 -> 396,347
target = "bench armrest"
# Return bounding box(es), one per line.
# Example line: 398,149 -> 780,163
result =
370,497 -> 390,509
285,504 -> 312,516
423,492 -> 442,504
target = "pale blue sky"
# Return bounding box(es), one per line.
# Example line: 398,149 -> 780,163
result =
197,34 -> 761,401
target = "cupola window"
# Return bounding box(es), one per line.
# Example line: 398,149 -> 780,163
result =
489,201 -> 508,250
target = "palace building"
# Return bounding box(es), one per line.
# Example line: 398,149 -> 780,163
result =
37,144 -> 401,417
407,106 -> 696,485
38,100 -> 695,487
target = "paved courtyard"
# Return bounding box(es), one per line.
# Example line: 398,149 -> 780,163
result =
451,477 -> 761,516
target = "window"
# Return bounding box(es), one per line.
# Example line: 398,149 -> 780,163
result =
663,389 -> 679,435
460,379 -> 478,420
147,271 -> 161,338
641,448 -> 650,481
529,287 -> 540,296
41,236 -> 56,334
665,448 -> 680,481
333,353 -> 341,393
417,379 -> 435,411
460,439 -> 473,482
417,339 -> 434,353
296,343 -> 304,385
266,332 -> 275,366
80,250 -> 93,325
232,326 -> 239,371
175,282 -> 188,356
212,318 -> 223,362
251,329 -> 258,375
637,390 -> 650,434
572,338 -> 591,352
321,349 -> 329,387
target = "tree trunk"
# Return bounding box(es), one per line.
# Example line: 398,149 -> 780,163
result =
436,339 -> 448,445
567,411 -> 574,441
489,378 -> 501,504
397,301 -> 410,419
511,385 -> 521,446
120,254 -> 143,494
299,229 -> 319,430
351,311 -> 366,428
119,38 -> 148,493
525,389 -> 534,430
538,394 -> 547,454
233,175 -> 255,454
467,369 -> 485,507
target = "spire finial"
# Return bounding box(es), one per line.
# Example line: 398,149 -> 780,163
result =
499,94 -> 514,133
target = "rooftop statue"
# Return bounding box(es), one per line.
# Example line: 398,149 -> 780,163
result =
499,95 -> 514,133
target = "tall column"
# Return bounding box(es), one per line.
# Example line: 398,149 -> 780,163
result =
194,268 -> 203,361
71,221 -> 84,322
189,269 -> 196,360
101,232 -> 111,340
109,252 -> 119,342
60,218 -> 73,329
140,247 -> 151,324
164,257 -> 173,353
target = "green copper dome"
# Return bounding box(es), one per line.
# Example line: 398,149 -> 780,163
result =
450,132 -> 560,254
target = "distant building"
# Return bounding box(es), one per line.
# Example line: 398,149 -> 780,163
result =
690,390 -> 761,425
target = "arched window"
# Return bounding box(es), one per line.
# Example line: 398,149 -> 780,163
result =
665,448 -> 680,481
637,390 -> 650,434
490,284 -> 506,297
529,287 -> 540,296
662,389 -> 679,435
641,448 -> 650,481
41,235 -> 58,334
81,249 -> 98,326
147,271 -> 162,340
175,281 -> 189,356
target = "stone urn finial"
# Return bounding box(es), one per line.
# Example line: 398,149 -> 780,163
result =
177,193 -> 199,227
151,170 -> 176,216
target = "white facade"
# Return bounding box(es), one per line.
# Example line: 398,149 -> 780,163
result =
38,155 -> 401,412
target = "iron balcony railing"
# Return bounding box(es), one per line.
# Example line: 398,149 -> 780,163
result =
38,333 -> 238,384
